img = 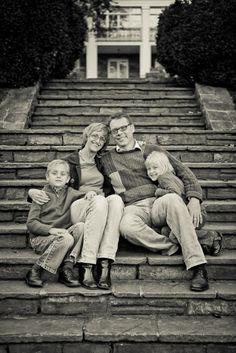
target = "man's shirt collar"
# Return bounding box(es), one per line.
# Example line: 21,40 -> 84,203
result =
116,140 -> 142,153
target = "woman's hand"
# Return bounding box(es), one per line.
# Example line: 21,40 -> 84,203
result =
84,191 -> 97,201
29,189 -> 50,205
187,197 -> 203,228
49,228 -> 69,236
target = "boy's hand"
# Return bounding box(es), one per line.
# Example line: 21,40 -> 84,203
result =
84,191 -> 97,201
187,197 -> 203,228
29,189 -> 50,205
49,228 -> 69,236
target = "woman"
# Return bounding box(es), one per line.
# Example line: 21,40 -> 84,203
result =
28,123 -> 124,290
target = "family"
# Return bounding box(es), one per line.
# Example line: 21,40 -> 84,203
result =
26,113 -> 222,292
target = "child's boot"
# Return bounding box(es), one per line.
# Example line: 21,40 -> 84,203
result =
26,264 -> 43,287
59,261 -> 80,287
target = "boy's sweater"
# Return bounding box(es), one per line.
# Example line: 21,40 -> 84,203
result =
27,185 -> 81,236
101,143 -> 202,205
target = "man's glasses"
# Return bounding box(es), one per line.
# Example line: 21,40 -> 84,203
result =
111,124 -> 131,136
89,133 -> 107,144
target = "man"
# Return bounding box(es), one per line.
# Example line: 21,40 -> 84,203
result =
101,113 -> 210,291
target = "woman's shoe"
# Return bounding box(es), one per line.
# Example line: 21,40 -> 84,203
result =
97,259 -> 111,290
81,264 -> 97,289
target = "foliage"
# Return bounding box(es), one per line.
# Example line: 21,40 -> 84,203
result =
156,0 -> 236,88
0,0 -> 113,87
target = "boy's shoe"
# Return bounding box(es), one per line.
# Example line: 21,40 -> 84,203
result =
190,266 -> 209,292
59,267 -> 80,287
25,268 -> 43,287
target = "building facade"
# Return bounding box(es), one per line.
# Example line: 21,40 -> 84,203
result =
82,0 -> 173,79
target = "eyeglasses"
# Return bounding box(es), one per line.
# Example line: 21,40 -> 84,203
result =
89,133 -> 106,144
111,124 -> 131,136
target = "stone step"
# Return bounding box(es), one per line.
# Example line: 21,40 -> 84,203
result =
0,199 -> 235,223
44,78 -> 190,87
0,248 -> 235,281
0,315 -> 235,350
30,120 -> 205,130
1,179 -> 235,202
1,161 -> 235,180
40,88 -> 194,97
34,105 -> 200,115
1,145 -> 235,164
0,221 -> 235,250
37,96 -> 196,106
33,111 -> 203,118
0,280 -> 236,317
0,129 -> 235,146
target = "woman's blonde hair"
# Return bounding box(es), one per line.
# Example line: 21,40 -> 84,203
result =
81,123 -> 110,151
145,151 -> 174,176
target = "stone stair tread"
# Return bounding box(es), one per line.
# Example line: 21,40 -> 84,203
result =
1,179 -> 235,187
0,314 -> 235,343
0,221 -> 235,234
0,280 -> 235,300
33,111 -> 203,116
1,162 -> 235,168
31,121 -> 205,126
1,144 -> 235,152
0,128 -> 234,134
42,86 -> 192,91
37,102 -> 198,107
0,248 -> 235,265
38,94 -> 196,100
0,199 -> 235,209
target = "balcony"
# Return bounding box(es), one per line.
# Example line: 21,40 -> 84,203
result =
97,28 -> 142,42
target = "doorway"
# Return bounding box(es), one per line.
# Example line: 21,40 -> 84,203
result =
107,59 -> 129,78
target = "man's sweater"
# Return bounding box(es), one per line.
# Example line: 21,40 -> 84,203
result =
101,143 -> 202,205
27,185 -> 81,236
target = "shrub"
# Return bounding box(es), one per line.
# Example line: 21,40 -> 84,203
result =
156,0 -> 236,88
0,0 -> 112,87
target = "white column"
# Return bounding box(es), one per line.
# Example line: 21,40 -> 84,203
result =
86,17 -> 98,78
140,6 -> 151,78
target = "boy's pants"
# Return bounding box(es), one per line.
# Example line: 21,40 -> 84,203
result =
30,223 -> 84,274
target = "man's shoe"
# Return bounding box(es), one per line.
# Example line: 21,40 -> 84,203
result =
81,264 -> 97,289
59,267 -> 80,287
25,267 -> 43,287
97,259 -> 111,290
190,266 -> 209,292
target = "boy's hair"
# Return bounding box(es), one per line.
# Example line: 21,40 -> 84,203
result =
145,151 -> 174,176
81,123 -> 110,151
108,113 -> 133,127
46,159 -> 70,175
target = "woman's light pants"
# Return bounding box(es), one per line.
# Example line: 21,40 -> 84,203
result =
120,194 -> 206,270
70,195 -> 124,264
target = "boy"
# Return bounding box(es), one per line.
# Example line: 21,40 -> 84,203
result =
26,159 -> 84,287
145,150 -> 222,256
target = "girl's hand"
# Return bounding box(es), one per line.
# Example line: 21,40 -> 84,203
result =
84,191 -> 97,201
49,228 -> 69,236
29,189 -> 50,205
187,197 -> 203,228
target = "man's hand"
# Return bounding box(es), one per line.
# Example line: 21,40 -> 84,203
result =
84,191 -> 97,201
49,228 -> 69,236
29,189 -> 50,205
187,197 -> 203,228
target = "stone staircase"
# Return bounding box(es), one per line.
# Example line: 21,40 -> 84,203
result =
0,79 -> 236,352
